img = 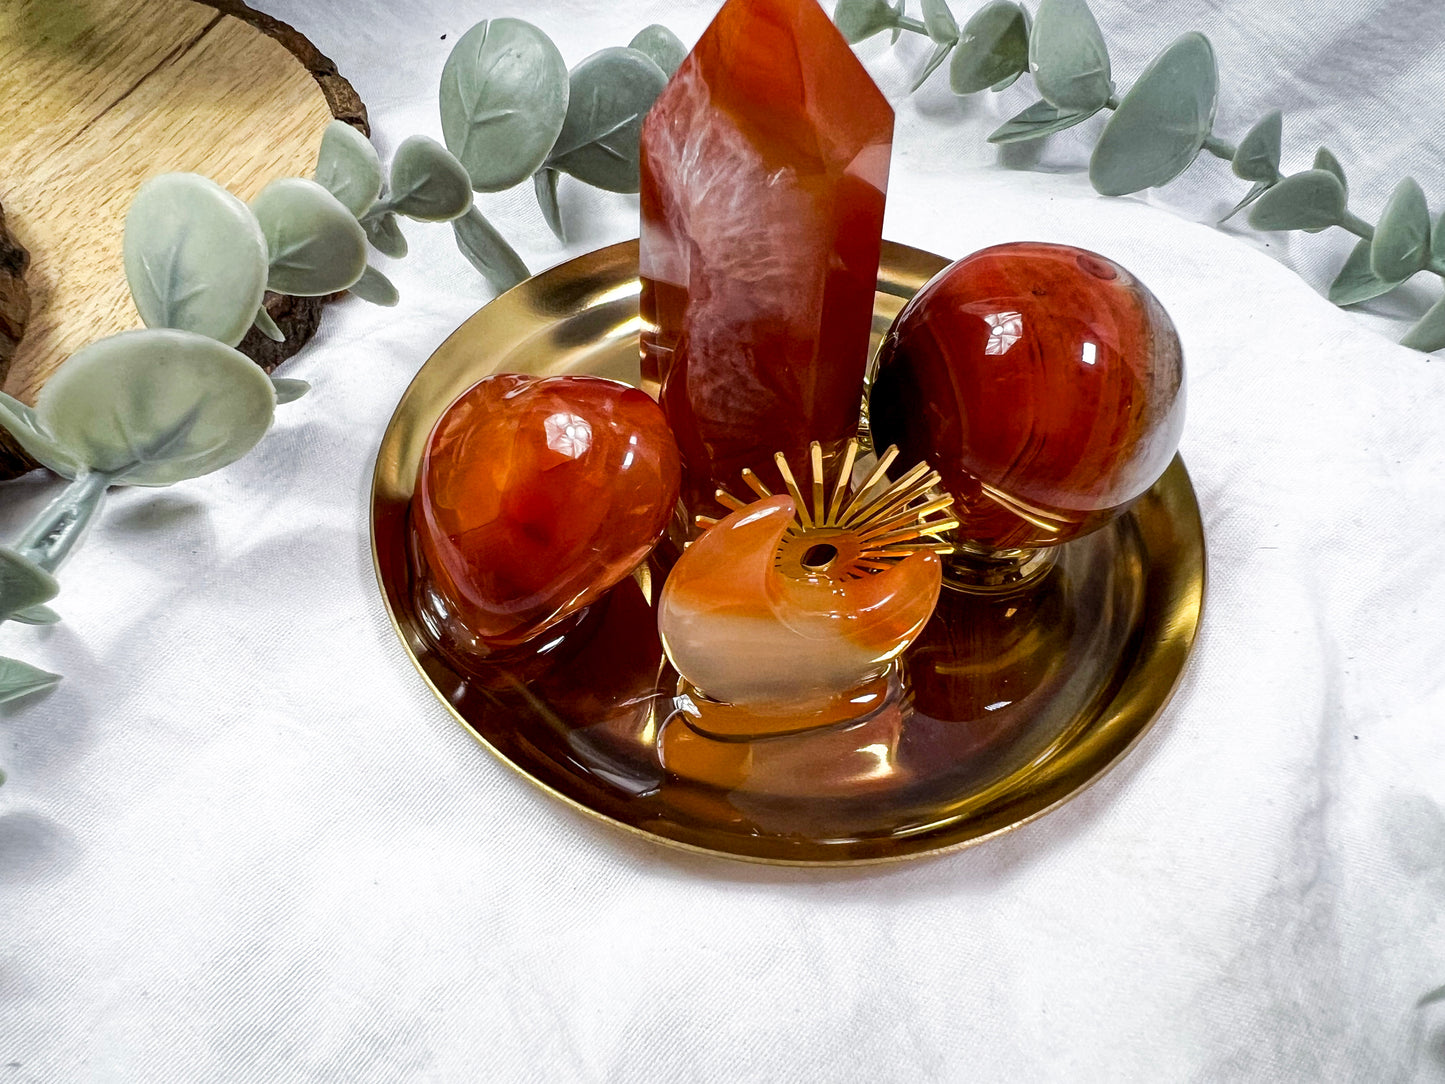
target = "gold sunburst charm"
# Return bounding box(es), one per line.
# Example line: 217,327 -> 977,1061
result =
694,438 -> 958,583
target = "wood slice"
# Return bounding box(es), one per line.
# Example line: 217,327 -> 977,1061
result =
0,0 -> 368,477
0,202 -> 33,478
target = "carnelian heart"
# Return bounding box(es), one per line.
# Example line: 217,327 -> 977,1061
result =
411,373 -> 681,652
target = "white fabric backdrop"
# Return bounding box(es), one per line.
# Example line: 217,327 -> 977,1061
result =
4,0 -> 1445,1079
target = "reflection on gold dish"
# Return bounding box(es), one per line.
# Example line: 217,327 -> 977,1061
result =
370,240 -> 1206,866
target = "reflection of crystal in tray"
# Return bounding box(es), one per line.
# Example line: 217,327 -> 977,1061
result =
370,241 -> 1205,866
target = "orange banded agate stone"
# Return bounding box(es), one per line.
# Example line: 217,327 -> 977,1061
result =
658,494 -> 941,714
411,374 -> 681,653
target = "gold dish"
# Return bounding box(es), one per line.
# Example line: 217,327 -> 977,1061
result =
371,239 -> 1205,866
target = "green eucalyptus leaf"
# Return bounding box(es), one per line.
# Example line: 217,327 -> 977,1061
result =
349,264 -> 399,306
1371,177 -> 1431,282
1420,984 -> 1445,1008
1089,33 -> 1216,197
1029,0 -> 1111,112
314,120 -> 383,217
628,25 -> 686,76
1301,151 -> 1345,233
889,0 -> 904,44
1233,110 -> 1281,183
991,71 -> 1022,91
0,547 -> 59,622
123,173 -> 268,349
253,305 -> 284,342
440,18 -> 570,193
1434,211 -> 1445,262
1219,180 -> 1270,224
10,605 -> 60,626
921,0 -> 960,43
386,137 -> 473,222
1328,239 -> 1403,306
534,167 -> 565,242
453,206 -> 530,293
272,378 -> 311,404
1312,148 -> 1348,199
1247,169 -> 1347,231
0,657 -> 60,705
910,42 -> 954,92
33,329 -> 275,486
1400,294 -> 1445,353
988,98 -> 1101,144
252,178 -> 369,296
0,393 -> 83,477
545,48 -> 668,194
361,212 -> 408,259
950,1 -> 1030,95
834,0 -> 900,43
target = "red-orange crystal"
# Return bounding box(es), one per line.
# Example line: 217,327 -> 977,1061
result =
639,0 -> 894,523
411,374 -> 681,653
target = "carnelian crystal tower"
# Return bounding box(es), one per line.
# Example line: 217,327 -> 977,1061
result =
639,0 -> 894,523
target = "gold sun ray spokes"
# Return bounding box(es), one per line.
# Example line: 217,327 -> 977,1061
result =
693,438 -> 957,583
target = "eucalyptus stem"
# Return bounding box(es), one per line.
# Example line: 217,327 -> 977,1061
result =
1201,135 -> 1237,161
896,15 -> 929,33
15,471 -> 113,575
1339,211 -> 1374,241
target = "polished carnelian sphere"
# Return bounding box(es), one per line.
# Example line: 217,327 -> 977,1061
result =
869,242 -> 1185,550
411,374 -> 681,651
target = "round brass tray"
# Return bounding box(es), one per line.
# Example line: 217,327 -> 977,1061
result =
371,239 -> 1205,866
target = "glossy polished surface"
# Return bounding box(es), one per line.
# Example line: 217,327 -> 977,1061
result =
659,495 -> 941,713
639,0 -> 893,523
371,240 -> 1205,865
870,242 -> 1186,550
411,373 -> 680,654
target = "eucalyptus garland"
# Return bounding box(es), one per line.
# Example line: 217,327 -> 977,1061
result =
437,19 -> 683,242
835,0 -> 1445,353
0,18 -> 681,728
